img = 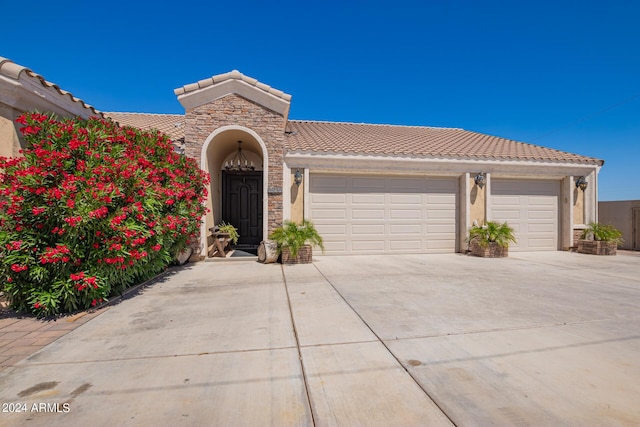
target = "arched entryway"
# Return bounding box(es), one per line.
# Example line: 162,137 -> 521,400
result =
200,126 -> 269,257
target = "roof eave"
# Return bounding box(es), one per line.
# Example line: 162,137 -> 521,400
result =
284,150 -> 602,176
175,70 -> 291,118
0,56 -> 102,118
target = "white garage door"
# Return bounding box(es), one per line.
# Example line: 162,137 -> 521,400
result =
491,179 -> 559,251
310,174 -> 458,255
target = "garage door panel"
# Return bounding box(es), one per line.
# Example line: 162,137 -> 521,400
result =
492,208 -> 520,220
492,196 -> 520,206
352,241 -> 385,251
351,224 -> 385,234
351,209 -> 385,219
390,193 -> 422,204
324,241 -> 347,252
427,193 -> 456,203
529,196 -> 555,205
529,210 -> 555,220
427,223 -> 456,233
390,240 -> 422,250
311,193 -> 347,203
310,174 -> 457,255
316,223 -> 347,234
352,193 -> 385,203
427,208 -> 456,219
312,209 -> 347,219
528,223 -> 555,233
428,240 -> 456,250
528,238 -> 555,249
390,224 -> 422,234
390,209 -> 421,219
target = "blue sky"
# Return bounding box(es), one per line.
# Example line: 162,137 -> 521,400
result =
1,0 -> 638,200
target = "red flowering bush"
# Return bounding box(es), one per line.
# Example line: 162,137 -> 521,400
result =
0,112 -> 209,316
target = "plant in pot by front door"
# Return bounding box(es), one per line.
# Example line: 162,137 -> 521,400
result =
467,221 -> 517,258
577,222 -> 622,255
269,220 -> 324,264
216,222 -> 239,245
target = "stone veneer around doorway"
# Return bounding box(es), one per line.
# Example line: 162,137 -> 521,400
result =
183,94 -> 286,234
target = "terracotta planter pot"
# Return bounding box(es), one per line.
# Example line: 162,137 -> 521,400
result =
280,245 -> 313,264
577,240 -> 617,255
470,240 -> 508,258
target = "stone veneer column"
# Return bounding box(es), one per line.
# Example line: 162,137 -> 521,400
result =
183,94 -> 286,235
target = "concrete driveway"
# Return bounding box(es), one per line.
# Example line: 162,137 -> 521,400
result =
0,252 -> 638,426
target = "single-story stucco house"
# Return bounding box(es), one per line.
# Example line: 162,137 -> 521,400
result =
1,57 -> 604,257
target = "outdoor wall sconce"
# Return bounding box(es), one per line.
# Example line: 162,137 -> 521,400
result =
294,168 -> 303,186
576,176 -> 588,191
474,172 -> 485,189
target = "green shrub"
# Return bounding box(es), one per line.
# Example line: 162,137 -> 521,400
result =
581,222 -> 623,244
0,112 -> 209,316
216,222 -> 239,245
269,220 -> 324,258
468,221 -> 517,248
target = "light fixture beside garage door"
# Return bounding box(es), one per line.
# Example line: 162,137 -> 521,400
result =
474,172 -> 486,189
576,176 -> 588,191
294,169 -> 303,186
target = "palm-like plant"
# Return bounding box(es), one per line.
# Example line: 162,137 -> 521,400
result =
269,220 -> 324,258
216,222 -> 239,245
581,222 -> 623,244
468,221 -> 517,248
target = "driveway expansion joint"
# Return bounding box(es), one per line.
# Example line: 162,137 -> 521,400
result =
311,263 -> 458,426
17,345 -> 299,367
386,317 -> 627,341
280,264 -> 317,426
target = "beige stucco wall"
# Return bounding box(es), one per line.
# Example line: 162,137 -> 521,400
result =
573,185 -> 585,225
469,176 -> 485,225
0,105 -> 22,159
290,169 -> 304,223
599,200 -> 640,250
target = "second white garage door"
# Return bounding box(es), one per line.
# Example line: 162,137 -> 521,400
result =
490,179 -> 560,251
310,174 -> 458,255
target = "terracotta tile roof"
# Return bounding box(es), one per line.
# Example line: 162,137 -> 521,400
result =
105,112 -> 185,141
101,112 -> 602,165
174,70 -> 292,102
285,120 -> 602,164
0,56 -> 102,117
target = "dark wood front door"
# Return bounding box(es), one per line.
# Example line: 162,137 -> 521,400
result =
222,171 -> 263,247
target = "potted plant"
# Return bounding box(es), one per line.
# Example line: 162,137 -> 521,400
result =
269,220 -> 324,264
467,221 -> 516,258
217,222 -> 239,245
577,222 -> 622,255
